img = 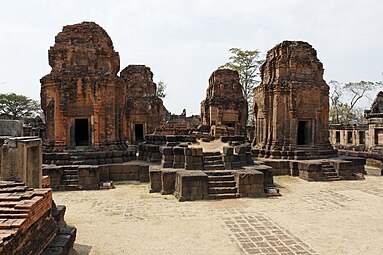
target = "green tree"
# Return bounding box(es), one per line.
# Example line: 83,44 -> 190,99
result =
0,93 -> 40,120
329,80 -> 383,124
156,81 -> 167,99
220,48 -> 264,125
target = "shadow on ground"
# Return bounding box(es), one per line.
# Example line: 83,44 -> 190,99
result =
74,243 -> 92,255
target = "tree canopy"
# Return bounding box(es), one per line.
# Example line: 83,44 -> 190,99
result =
329,80 -> 383,124
220,48 -> 264,125
0,93 -> 41,120
156,80 -> 167,99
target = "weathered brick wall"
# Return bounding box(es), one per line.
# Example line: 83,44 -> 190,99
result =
0,182 -> 76,255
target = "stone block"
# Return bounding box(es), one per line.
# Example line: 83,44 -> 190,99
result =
162,154 -> 173,161
161,169 -> 178,195
234,169 -> 265,198
173,155 -> 184,162
139,164 -> 149,182
161,146 -> 173,155
223,146 -> 234,156
173,147 -> 184,155
184,148 -> 192,156
149,169 -> 162,192
109,164 -> 122,174
162,161 -> 173,168
98,165 -> 110,182
173,162 -> 185,169
175,171 -> 208,201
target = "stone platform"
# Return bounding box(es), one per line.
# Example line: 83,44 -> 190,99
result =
149,164 -> 274,202
258,156 -> 366,181
43,161 -> 149,191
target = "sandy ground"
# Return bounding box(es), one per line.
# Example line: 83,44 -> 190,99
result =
53,168 -> 383,255
189,138 -> 230,153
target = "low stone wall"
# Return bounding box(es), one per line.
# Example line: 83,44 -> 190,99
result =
43,149 -> 135,165
223,145 -> 253,169
234,168 -> 265,198
43,162 -> 150,191
175,171 -> 209,201
338,149 -> 380,168
260,159 -> 291,175
149,165 -> 272,201
297,159 -> 358,181
42,166 -> 63,190
78,165 -> 100,190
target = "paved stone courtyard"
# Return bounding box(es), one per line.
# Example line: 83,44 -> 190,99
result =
53,168 -> 383,255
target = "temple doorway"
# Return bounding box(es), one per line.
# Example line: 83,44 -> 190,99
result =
134,123 -> 144,142
74,119 -> 90,146
297,121 -> 311,145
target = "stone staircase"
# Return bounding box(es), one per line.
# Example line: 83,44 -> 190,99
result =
206,171 -> 239,199
69,152 -> 86,165
59,166 -> 82,191
321,161 -> 340,181
203,152 -> 225,170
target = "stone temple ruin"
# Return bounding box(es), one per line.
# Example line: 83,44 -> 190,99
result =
120,65 -> 166,143
201,69 -> 248,137
37,23 -> 366,198
329,91 -> 383,168
0,21 -> 373,253
252,41 -> 365,181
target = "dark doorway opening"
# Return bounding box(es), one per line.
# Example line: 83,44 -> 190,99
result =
135,123 -> 144,142
297,121 -> 310,145
75,119 -> 89,146
336,131 -> 341,143
223,122 -> 235,128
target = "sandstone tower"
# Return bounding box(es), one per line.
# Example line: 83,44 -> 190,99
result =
40,22 -> 125,151
201,69 -> 248,136
120,65 -> 166,143
252,41 -> 336,159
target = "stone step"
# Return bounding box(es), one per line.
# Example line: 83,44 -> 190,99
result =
60,181 -> 79,186
323,177 -> 340,181
203,155 -> 223,161
208,187 -> 237,194
203,152 -> 221,157
208,193 -> 240,200
63,169 -> 78,175
205,170 -> 234,176
323,172 -> 338,177
204,165 -> 225,170
208,175 -> 234,182
208,181 -> 236,188
61,175 -> 79,181
58,184 -> 82,191
203,160 -> 224,166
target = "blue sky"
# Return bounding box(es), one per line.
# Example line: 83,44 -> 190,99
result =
0,0 -> 382,114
